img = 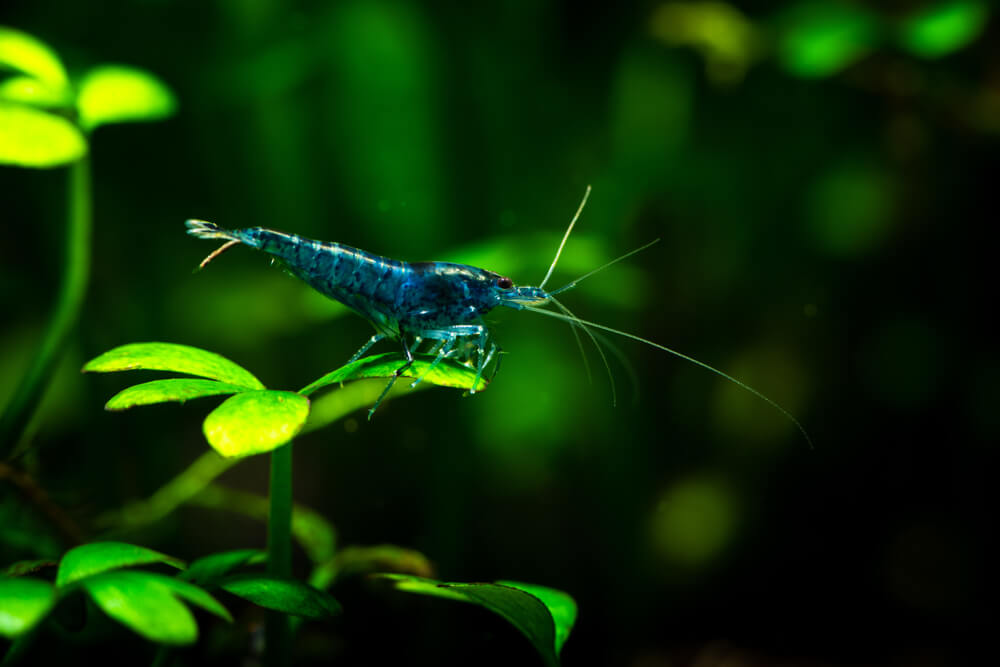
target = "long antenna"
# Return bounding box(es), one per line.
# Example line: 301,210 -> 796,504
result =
522,305 -> 814,448
548,239 -> 660,296
539,185 -> 591,289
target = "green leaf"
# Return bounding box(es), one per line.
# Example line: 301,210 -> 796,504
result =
496,581 -> 577,657
299,352 -> 488,397
776,2 -> 881,78
0,75 -> 71,108
0,27 -> 68,89
0,102 -> 87,168
82,342 -> 265,390
56,541 -> 184,588
0,577 -> 56,638
377,574 -> 576,665
898,0 -> 988,59
81,571 -> 230,645
104,378 -> 252,411
180,549 -> 265,587
220,575 -> 341,618
76,65 -> 177,131
202,391 -> 310,458
3,560 -> 55,577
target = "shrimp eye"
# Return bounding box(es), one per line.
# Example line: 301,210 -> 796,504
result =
496,276 -> 513,290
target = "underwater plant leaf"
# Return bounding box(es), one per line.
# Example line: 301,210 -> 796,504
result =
897,0 -> 988,59
0,577 -> 55,638
81,571 -> 198,645
76,65 -> 177,131
104,378 -> 251,411
299,352 -> 488,397
376,574 -> 575,665
0,75 -> 71,108
0,27 -> 68,89
220,575 -> 341,618
496,581 -> 577,657
83,342 -> 264,390
776,1 -> 881,78
180,549 -> 265,587
147,574 -> 233,622
3,560 -> 55,577
202,390 -> 309,458
56,541 -> 184,588
0,102 -> 87,168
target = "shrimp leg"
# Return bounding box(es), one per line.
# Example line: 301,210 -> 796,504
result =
368,338 -> 417,420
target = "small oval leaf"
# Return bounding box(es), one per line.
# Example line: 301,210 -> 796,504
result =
56,541 -> 183,588
83,342 -> 264,390
77,65 -> 177,131
82,571 -> 198,645
0,103 -> 87,168
300,352 -> 488,397
0,27 -> 68,89
203,391 -> 309,458
0,75 -> 71,108
104,378 -> 250,411
220,575 -> 341,619
897,0 -> 988,59
0,577 -> 56,638
776,2 -> 881,78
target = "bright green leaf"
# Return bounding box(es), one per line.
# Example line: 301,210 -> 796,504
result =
898,0 -> 988,59
82,571 -> 196,645
220,575 -> 341,618
0,102 -> 87,168
0,75 -> 71,108
377,574 -> 575,665
497,581 -> 577,657
82,342 -> 264,390
0,27 -> 68,89
104,378 -> 251,411
202,391 -> 309,458
56,541 -> 183,588
777,2 -> 881,78
76,65 -> 177,131
180,549 -> 265,587
0,577 -> 55,638
299,352 -> 488,397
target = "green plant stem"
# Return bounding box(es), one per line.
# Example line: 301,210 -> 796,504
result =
266,441 -> 293,667
0,157 -> 92,457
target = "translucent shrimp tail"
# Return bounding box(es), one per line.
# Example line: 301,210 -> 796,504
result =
185,220 -> 244,270
522,305 -> 814,448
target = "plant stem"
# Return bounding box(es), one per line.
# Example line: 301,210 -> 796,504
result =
0,157 -> 92,457
266,441 -> 293,667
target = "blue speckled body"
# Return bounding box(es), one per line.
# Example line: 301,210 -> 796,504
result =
233,228 -> 505,339
186,219 -> 552,416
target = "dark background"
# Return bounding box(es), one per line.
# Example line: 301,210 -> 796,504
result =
1,1 -> 995,665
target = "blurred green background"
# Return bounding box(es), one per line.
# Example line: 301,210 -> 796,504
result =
1,1 -> 994,665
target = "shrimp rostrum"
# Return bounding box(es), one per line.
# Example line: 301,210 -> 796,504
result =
186,187 -> 810,444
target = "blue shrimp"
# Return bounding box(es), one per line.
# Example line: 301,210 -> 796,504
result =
186,188 -> 811,444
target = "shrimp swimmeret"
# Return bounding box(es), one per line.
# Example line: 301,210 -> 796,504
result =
186,187 -> 811,444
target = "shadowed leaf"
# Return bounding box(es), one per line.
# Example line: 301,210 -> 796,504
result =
299,352 -> 488,397
0,577 -> 55,638
220,575 -> 341,618
104,378 -> 251,411
56,541 -> 183,588
376,574 -> 576,666
180,549 -> 265,587
0,102 -> 86,167
83,342 -> 264,390
202,391 -> 309,458
76,65 -> 176,131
